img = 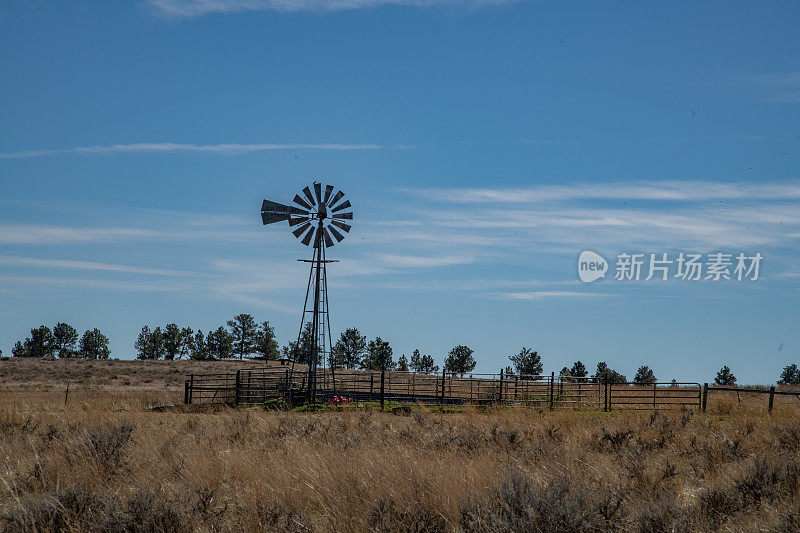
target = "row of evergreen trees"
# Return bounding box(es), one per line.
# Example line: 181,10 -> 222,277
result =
9,323 -> 110,359
135,314 -> 279,360
504,348 -> 741,386
304,326 -> 476,375
0,320 -> 757,387
504,348 -> 638,383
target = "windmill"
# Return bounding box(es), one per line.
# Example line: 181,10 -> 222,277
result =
261,183 -> 353,402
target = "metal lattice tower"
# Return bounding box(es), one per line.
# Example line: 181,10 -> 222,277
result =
260,183 -> 353,403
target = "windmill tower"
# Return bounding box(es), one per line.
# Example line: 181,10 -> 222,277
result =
261,183 -> 353,402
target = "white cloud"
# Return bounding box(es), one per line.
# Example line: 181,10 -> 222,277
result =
0,275 -> 186,292
500,291 -> 606,300
755,72 -> 800,87
390,180 -> 800,253
145,0 -> 520,18
405,180 -> 800,203
754,72 -> 800,103
0,142 -> 390,159
0,255 -> 190,276
0,225 -> 155,244
373,253 -> 474,268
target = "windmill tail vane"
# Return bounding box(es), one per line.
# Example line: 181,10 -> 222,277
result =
260,183 -> 353,403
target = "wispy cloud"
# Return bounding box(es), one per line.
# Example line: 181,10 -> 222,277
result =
0,225 -> 156,245
145,0 -> 520,18
754,72 -> 800,103
405,180 -> 800,203
0,141 -> 393,159
390,180 -> 800,255
372,253 -> 474,268
0,255 -> 190,276
500,291 -> 607,300
0,275 -> 187,293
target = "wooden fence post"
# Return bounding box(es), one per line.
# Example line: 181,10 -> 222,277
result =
184,380 -> 189,404
603,379 -> 609,412
702,383 -> 708,412
549,372 -> 555,410
189,374 -> 194,404
769,386 -> 775,412
235,370 -> 241,406
370,373 -> 374,394
653,383 -> 657,410
499,369 -> 504,403
380,370 -> 385,411
441,369 -> 446,406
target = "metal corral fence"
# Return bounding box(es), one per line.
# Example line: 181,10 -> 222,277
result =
701,383 -> 800,413
184,367 -> 702,411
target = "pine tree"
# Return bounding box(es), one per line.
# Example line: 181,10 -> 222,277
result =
178,327 -> 194,360
444,345 -> 476,376
410,349 -> 438,373
191,330 -> 207,360
362,337 -> 394,371
594,361 -> 627,384
330,327 -> 367,369
396,354 -> 410,372
207,326 -> 234,359
135,325 -> 153,360
227,313 -> 258,359
53,322 -> 79,358
570,360 -> 588,379
509,347 -> 542,377
254,321 -> 280,360
163,323 -> 182,360
779,364 -> 800,385
151,327 -> 165,360
79,329 -> 110,359
714,365 -> 737,385
11,341 -> 27,358
284,323 -> 319,366
17,326 -> 56,358
633,365 -> 657,384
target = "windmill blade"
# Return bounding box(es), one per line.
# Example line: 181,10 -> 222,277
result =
292,222 -> 311,238
314,183 -> 322,204
301,226 -> 316,246
262,212 -> 290,225
262,199 -> 292,213
322,227 -> 335,247
261,200 -> 292,225
302,186 -> 317,206
323,184 -> 334,204
290,206 -> 309,216
328,224 -> 345,242
328,190 -> 345,207
293,194 -> 312,210
331,220 -> 351,233
331,199 -> 351,213
333,212 -> 353,220
289,216 -> 309,227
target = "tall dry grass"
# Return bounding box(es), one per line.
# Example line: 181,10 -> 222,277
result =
1,359 -> 800,532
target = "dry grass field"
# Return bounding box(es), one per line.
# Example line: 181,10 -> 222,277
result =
2,359 -> 800,532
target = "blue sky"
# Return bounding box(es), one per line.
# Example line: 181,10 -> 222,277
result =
1,0 -> 799,383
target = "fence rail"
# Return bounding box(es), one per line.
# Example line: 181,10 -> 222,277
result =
184,367 -> 703,411
701,383 -> 800,412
